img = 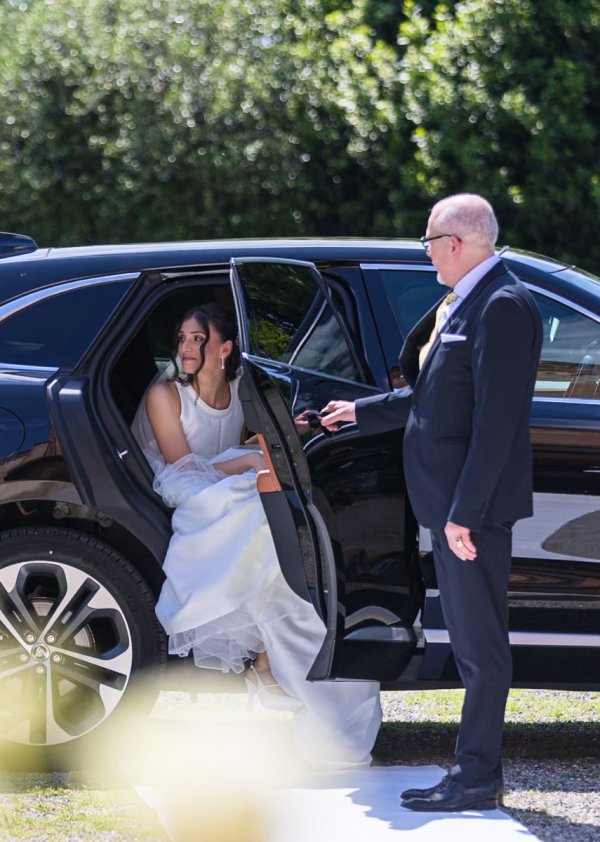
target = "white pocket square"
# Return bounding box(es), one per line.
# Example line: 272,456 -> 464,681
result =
440,333 -> 467,343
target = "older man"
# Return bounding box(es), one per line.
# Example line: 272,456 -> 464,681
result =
322,194 -> 542,811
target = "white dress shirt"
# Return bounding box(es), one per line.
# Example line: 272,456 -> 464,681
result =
440,254 -> 501,328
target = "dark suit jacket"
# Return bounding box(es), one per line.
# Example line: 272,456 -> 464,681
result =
356,260 -> 543,531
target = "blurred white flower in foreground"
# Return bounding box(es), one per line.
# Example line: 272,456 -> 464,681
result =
98,686 -> 307,842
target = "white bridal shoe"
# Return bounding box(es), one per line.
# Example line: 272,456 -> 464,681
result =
244,664 -> 303,713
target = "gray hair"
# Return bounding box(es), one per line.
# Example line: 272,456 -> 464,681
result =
430,193 -> 498,248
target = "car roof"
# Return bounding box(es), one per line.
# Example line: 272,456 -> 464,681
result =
0,238 -> 426,301
1,236 -> 424,265
1,237 -> 598,314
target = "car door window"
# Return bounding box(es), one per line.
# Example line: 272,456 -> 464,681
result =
239,262 -> 366,383
532,292 -> 600,399
375,272 -> 600,401
363,267 -> 441,386
0,280 -> 132,368
379,269 -> 444,337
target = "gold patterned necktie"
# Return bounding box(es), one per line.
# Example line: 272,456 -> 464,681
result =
418,291 -> 459,369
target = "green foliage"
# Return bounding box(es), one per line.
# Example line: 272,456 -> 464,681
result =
0,0 -> 403,244
398,0 -> 600,268
0,0 -> 599,272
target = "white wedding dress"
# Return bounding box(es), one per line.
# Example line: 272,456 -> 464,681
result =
132,374 -> 382,769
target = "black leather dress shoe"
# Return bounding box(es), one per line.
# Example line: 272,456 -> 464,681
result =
402,774 -> 504,806
401,778 -> 499,812
401,774 -> 450,801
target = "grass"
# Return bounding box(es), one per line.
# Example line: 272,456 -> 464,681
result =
381,688 -> 600,723
0,772 -> 166,841
0,689 -> 598,840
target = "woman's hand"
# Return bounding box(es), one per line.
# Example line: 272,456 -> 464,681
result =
248,450 -> 267,473
212,449 -> 266,475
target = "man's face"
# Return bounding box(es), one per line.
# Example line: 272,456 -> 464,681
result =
424,212 -> 452,286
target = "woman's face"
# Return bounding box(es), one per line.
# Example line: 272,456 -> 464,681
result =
177,317 -> 226,377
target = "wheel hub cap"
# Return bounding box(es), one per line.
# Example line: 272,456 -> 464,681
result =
31,643 -> 50,661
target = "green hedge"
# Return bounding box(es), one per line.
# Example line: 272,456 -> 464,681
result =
1,0 -> 598,273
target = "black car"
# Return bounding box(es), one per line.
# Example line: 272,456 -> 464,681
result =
1,231 -> 599,758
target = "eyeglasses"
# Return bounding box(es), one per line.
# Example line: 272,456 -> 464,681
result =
419,233 -> 461,251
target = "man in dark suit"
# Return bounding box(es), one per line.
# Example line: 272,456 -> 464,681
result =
321,194 -> 542,812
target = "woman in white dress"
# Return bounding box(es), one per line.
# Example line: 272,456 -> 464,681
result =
132,303 -> 381,769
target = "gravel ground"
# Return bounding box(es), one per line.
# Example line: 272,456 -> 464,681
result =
503,759 -> 600,842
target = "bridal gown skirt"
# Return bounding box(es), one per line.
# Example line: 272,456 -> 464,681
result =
154,464 -> 382,769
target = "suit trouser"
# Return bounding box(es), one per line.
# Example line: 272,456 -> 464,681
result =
430,522 -> 513,787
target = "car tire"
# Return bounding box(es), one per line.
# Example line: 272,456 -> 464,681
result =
0,526 -> 167,768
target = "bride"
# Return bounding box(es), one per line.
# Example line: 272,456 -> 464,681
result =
132,303 -> 381,769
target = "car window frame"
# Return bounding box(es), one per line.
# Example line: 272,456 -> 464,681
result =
233,258 -> 372,388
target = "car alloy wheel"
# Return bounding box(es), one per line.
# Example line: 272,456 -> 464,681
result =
0,528 -> 165,750
0,559 -> 132,745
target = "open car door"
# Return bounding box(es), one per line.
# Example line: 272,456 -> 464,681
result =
230,257 -> 423,681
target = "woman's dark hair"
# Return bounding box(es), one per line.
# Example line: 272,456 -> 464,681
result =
170,303 -> 240,383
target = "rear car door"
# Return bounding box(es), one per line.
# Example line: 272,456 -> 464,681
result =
46,272 -> 173,568
230,258 -> 423,681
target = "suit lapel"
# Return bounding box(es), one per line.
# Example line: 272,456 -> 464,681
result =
401,260 -> 510,387
399,299 -> 439,387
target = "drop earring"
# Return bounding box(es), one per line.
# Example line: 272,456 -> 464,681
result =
220,356 -> 225,371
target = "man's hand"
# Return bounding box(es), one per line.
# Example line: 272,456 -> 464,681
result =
445,521 -> 477,561
319,400 -> 357,431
